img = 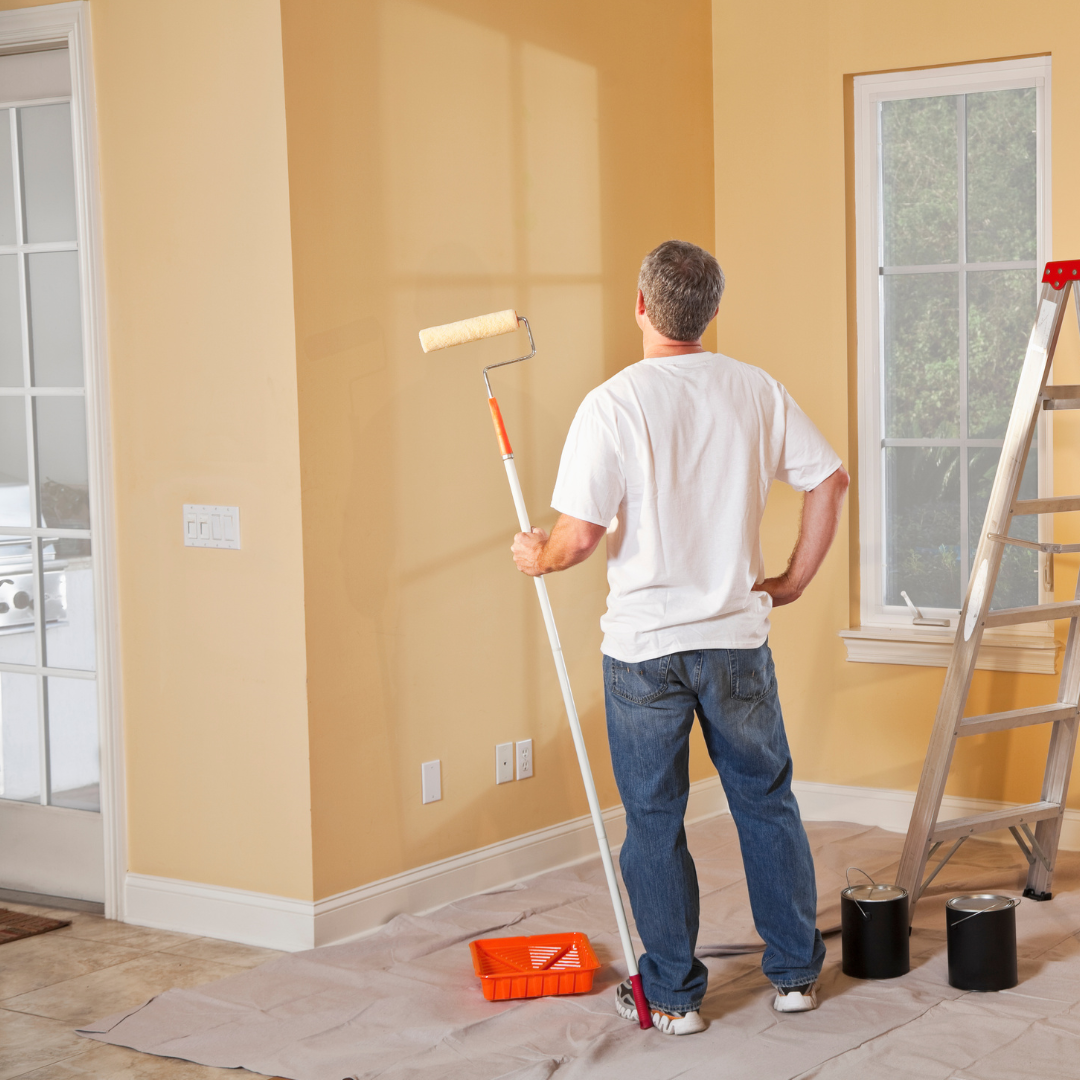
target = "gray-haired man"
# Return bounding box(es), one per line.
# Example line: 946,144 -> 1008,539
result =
513,240 -> 848,1034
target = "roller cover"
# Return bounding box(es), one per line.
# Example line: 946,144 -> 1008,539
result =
418,309 -> 518,352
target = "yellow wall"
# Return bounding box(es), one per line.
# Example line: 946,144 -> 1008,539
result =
86,0 -> 313,897
279,0 -> 715,897
23,0 -> 1070,909
712,0 -> 1080,806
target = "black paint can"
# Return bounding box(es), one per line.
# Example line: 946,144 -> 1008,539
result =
946,894 -> 1019,991
841,883 -> 910,979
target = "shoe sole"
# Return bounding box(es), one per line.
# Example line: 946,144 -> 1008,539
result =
773,991 -> 817,1013
617,995 -> 706,1035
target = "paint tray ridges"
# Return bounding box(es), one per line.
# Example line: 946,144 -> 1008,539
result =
469,932 -> 601,1001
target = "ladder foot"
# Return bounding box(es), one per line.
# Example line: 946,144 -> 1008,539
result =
1023,888 -> 1053,902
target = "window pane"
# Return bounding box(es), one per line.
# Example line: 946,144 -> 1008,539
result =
969,444 -> 1038,611
47,676 -> 98,811
0,253 -> 22,386
886,446 -> 961,609
35,397 -> 89,529
0,109 -> 14,245
44,538 -> 94,671
884,272 -> 959,438
967,269 -> 1038,439
18,103 -> 76,244
28,250 -> 83,387
966,88 -> 1037,264
0,671 -> 39,803
882,95 -> 959,267
0,543 -> 37,665
0,396 -> 30,526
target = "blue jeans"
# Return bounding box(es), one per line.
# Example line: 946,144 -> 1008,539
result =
604,643 -> 824,1013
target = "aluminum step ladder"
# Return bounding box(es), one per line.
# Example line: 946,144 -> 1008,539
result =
897,259 -> 1080,916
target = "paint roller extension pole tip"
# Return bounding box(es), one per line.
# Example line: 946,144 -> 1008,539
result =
418,308 -> 519,352
630,974 -> 651,1030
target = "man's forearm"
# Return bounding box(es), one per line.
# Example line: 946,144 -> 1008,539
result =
759,466 -> 849,605
512,514 -> 608,577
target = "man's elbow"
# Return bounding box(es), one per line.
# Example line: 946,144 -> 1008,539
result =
833,465 -> 850,494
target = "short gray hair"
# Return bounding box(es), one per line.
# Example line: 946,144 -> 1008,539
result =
637,240 -> 724,342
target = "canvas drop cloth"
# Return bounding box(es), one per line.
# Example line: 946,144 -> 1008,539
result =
78,818 -> 1080,1079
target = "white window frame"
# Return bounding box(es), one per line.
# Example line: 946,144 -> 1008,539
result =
0,4 -> 123,914
843,57 -> 1055,673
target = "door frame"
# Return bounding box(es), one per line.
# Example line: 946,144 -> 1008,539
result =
0,2 -> 124,918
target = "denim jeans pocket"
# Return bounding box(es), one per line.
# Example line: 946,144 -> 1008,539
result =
606,654 -> 670,705
728,645 -> 775,701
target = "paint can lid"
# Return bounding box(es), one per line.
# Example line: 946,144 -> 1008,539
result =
947,894 -> 1018,913
842,883 -> 907,902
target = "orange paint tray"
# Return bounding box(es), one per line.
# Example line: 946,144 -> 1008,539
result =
469,932 -> 601,1000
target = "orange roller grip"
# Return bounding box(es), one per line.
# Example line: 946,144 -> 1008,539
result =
488,397 -> 513,456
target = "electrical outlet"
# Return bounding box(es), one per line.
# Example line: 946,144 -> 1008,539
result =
516,739 -> 533,780
496,742 -> 514,785
421,760 -> 441,804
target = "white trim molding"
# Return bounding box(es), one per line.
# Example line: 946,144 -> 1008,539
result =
124,776 -> 730,952
0,5 -> 123,917
793,778 -> 1080,851
123,775 -> 1080,952
851,57 -> 1054,668
839,625 -> 1058,674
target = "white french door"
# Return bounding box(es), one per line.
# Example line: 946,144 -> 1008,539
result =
0,41 -> 106,904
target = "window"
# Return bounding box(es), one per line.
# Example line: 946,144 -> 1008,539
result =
846,58 -> 1053,671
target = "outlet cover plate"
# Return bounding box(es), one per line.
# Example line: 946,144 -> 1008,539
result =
516,739 -> 533,780
496,742 -> 514,785
421,760 -> 441,803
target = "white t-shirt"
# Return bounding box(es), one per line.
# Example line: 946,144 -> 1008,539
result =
551,351 -> 842,662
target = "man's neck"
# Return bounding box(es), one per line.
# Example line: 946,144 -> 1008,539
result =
642,342 -> 706,359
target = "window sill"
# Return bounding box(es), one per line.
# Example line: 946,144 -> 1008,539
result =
839,625 -> 1058,674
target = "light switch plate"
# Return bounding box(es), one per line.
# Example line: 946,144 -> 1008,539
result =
421,760 -> 441,804
184,504 -> 241,549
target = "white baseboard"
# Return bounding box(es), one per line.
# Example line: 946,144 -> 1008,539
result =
792,778 -> 1080,850
123,776 -> 1079,951
124,775 -> 730,952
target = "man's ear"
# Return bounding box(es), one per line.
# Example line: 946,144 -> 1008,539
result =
636,289 -> 647,315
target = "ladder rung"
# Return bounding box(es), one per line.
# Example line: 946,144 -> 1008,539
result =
1043,385 -> 1080,409
988,533 -> 1080,555
984,600 -> 1080,627
958,703 -> 1077,737
1013,496 -> 1080,515
931,801 -> 1061,843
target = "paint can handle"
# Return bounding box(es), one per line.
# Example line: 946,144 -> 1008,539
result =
950,897 -> 1022,927
846,867 -> 876,921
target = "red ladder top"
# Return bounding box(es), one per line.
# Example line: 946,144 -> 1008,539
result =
1042,260 -> 1080,290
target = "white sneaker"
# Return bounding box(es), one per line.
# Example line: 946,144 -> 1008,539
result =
772,982 -> 818,1013
615,980 -> 707,1035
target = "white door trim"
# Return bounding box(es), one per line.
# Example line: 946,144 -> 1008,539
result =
0,3 -> 124,918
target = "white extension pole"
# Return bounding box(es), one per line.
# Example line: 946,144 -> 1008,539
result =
500,452 -> 652,1030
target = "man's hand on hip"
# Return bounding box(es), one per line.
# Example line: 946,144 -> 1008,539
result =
753,466 -> 850,607
512,514 -> 607,576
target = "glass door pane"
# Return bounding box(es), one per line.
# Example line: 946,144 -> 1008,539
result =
28,250 -> 83,386
0,672 -> 39,802
18,103 -> 77,243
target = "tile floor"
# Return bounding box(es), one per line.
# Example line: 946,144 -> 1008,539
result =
0,899 -> 285,1079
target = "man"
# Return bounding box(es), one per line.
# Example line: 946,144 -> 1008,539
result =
511,240 -> 849,1035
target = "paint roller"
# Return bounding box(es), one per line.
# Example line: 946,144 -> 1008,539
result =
419,309 -> 653,1031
